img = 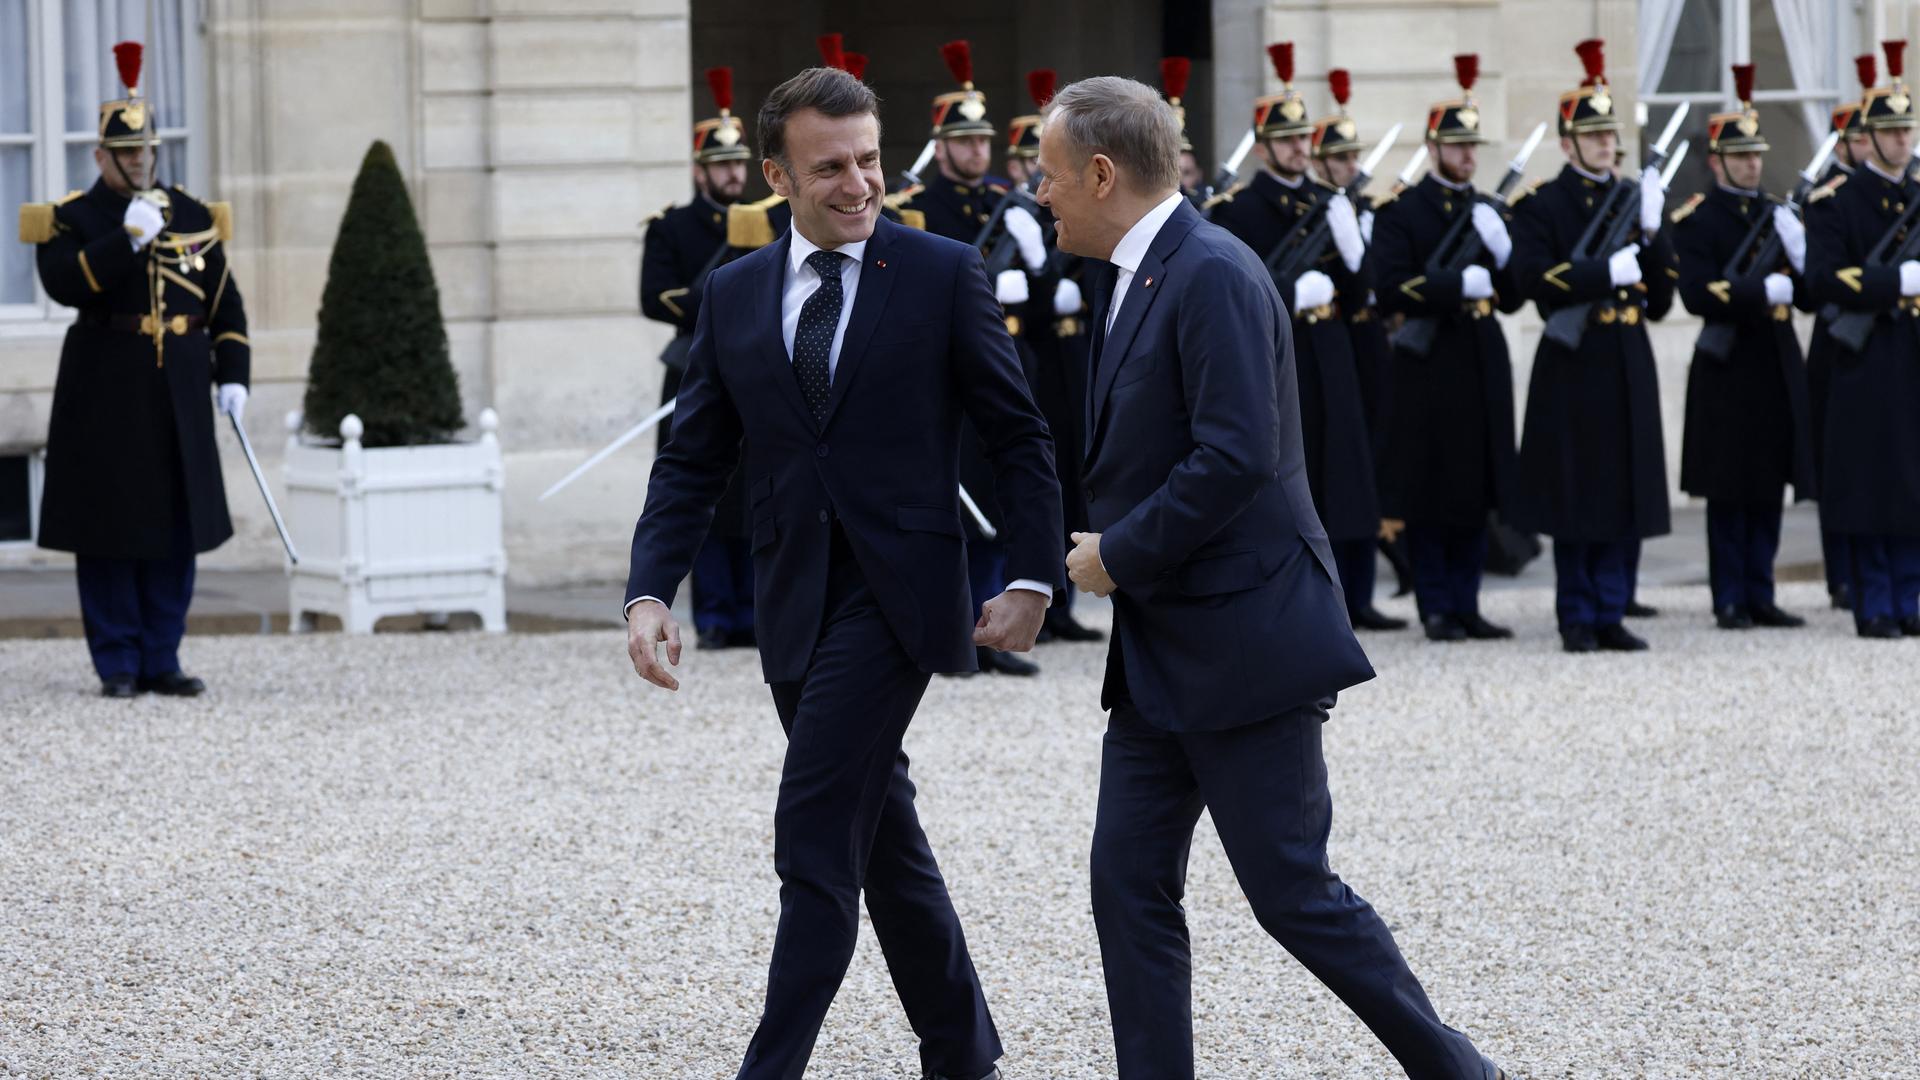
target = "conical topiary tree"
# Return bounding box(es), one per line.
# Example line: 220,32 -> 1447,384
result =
303,140 -> 464,448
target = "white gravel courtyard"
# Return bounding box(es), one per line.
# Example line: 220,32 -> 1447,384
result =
2,581 -> 1916,1079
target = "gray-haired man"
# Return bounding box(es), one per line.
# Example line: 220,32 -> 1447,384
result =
1039,75 -> 1513,1080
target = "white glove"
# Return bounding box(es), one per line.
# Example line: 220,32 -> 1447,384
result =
217,383 -> 248,421
1608,243 -> 1643,287
124,198 -> 165,251
1460,264 -> 1495,300
1293,269 -> 1336,312
1763,273 -> 1793,306
1052,277 -> 1083,316
1772,204 -> 1807,274
1003,206 -> 1047,273
1638,166 -> 1665,236
1471,202 -> 1513,269
1326,194 -> 1365,273
994,267 -> 1030,306
1359,208 -> 1375,246
1901,260 -> 1920,297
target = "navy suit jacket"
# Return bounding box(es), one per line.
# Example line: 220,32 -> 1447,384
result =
1085,199 -> 1375,732
625,213 -> 1064,683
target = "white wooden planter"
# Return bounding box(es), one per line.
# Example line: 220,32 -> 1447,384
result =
282,409 -> 507,634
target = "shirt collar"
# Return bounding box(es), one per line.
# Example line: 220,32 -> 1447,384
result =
1568,162 -> 1612,184
1108,191 -> 1186,274
1716,182 -> 1761,198
789,225 -> 868,277
1865,157 -> 1908,185
1430,173 -> 1473,192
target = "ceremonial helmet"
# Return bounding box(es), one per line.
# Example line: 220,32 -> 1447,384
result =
1707,64 -> 1769,153
931,40 -> 994,138
1007,70 -> 1055,161
816,33 -> 869,83
1160,57 -> 1195,153
1311,69 -> 1363,158
1558,39 -> 1623,136
1861,40 -> 1916,130
99,42 -> 160,148
1427,55 -> 1489,145
693,67 -> 750,163
1254,43 -> 1314,139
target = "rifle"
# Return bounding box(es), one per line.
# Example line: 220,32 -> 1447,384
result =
897,139 -> 937,191
1208,128 -> 1258,201
1694,131 -> 1838,362
1263,123 -> 1403,296
1540,102 -> 1693,350
975,170 -> 1047,278
1819,146 -> 1920,353
1394,122 -> 1549,359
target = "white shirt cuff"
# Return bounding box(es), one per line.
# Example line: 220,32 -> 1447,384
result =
1007,578 -> 1054,606
623,596 -> 663,620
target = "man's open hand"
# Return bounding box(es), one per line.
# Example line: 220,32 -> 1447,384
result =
974,589 -> 1047,652
1068,531 -> 1116,597
626,599 -> 683,691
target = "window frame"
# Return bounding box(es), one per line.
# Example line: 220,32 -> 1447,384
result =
1638,0 -> 1856,148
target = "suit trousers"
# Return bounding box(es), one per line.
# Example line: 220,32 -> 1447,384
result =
1089,697 -> 1483,1080
738,529 -> 1000,1080
1705,501 -> 1781,612
1406,524 -> 1488,619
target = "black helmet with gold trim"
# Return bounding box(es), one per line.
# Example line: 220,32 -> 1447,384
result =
1707,64 -> 1768,153
1558,39 -> 1623,136
1427,55 -> 1489,145
1007,70 -> 1054,160
932,40 -> 994,138
1311,69 -> 1363,158
99,42 -> 160,148
1862,40 -> 1916,130
694,67 -> 750,163
1254,43 -> 1313,139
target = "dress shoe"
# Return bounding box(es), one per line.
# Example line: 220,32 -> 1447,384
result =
1595,623 -> 1649,651
136,671 -> 205,696
1422,613 -> 1467,642
1624,600 -> 1659,618
1902,616 -> 1920,637
924,1068 -> 1001,1080
1714,605 -> 1754,630
1042,612 -> 1105,642
1560,625 -> 1598,653
100,675 -> 140,699
1351,605 -> 1408,631
695,628 -> 730,650
1858,616 -> 1904,639
1457,612 -> 1514,640
1749,602 -> 1805,629
977,646 -> 1039,676
1830,584 -> 1853,610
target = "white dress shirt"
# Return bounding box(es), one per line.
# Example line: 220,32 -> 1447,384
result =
626,222 -> 1051,619
1105,191 -> 1188,332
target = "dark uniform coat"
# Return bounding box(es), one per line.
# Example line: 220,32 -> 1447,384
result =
1349,194 -> 1395,464
1673,185 -> 1816,504
1803,165 -> 1852,489
1805,165 -> 1920,536
1509,165 -> 1675,542
1017,209 -> 1091,535
1370,174 -> 1523,527
33,179 -> 249,560
1209,170 -> 1380,541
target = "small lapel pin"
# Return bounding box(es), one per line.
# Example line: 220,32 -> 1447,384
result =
875,259 -> 887,268
1142,276 -> 1154,288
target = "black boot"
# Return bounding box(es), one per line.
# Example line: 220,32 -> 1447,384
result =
1857,616 -> 1903,639
1830,584 -> 1853,610
136,671 -> 206,696
1560,625 -> 1598,653
1351,606 -> 1408,631
100,675 -> 140,699
977,646 -> 1039,676
1624,600 -> 1659,618
1042,611 -> 1104,642
1749,602 -> 1804,629
1714,605 -> 1754,630
1422,613 -> 1467,642
1457,612 -> 1514,640
1595,623 -> 1650,651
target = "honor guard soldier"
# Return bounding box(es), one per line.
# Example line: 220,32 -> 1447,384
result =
1209,43 -> 1401,631
1809,54 -> 1879,610
1805,40 -> 1920,639
1509,39 -> 1677,653
639,66 -> 756,649
18,43 -> 250,697
1673,64 -> 1815,631
1161,57 -> 1207,202
1371,54 -> 1523,642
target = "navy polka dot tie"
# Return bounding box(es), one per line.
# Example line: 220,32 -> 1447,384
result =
794,250 -> 846,426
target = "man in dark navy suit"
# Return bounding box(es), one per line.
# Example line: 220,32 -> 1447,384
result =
622,67 -> 1062,1080
1038,76 -> 1511,1080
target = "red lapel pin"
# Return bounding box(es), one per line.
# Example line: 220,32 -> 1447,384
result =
875,259 -> 887,268
1143,276 -> 1154,287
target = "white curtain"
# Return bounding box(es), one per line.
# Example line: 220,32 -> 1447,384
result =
2,3 -> 36,302
1771,0 -> 1834,145
1638,0 -> 1691,97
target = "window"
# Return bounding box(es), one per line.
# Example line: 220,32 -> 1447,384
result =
0,0 -> 203,320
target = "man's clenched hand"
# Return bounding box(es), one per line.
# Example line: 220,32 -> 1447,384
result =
974,589 -> 1047,652
626,599 -> 683,690
1068,531 -> 1116,597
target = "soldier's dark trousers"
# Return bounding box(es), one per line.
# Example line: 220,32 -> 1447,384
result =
1331,538 -> 1377,616
1626,538 -> 1645,605
1406,524 -> 1488,619
740,529 -> 1000,1080
1822,530 -> 1852,601
1552,539 -> 1632,629
966,541 -> 1007,617
690,533 -> 754,636
1706,501 -> 1782,613
1845,535 -> 1920,627
75,551 -> 195,681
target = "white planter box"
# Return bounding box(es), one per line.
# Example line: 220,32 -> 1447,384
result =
282,409 -> 507,633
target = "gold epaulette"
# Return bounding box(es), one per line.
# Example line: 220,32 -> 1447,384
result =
726,193 -> 785,249
1372,189 -> 1402,210
1310,175 -> 1340,193
644,202 -> 671,226
1669,192 -> 1704,224
1507,178 -> 1547,207
895,209 -> 926,231
884,184 -> 923,210
18,190 -> 83,244
1807,175 -> 1846,204
987,182 -> 1009,195
1201,180 -> 1247,211
209,201 -> 232,242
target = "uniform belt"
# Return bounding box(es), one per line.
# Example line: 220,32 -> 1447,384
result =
1349,306 -> 1378,324
78,311 -> 206,336
1004,314 -> 1023,337
1898,297 -> 1920,317
1590,303 -> 1643,327
1300,301 -> 1341,324
1464,298 -> 1495,319
1054,316 -> 1083,337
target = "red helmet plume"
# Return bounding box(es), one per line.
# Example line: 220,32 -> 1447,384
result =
1575,38 -> 1607,85
1160,57 -> 1191,102
1454,54 -> 1479,93
843,53 -> 868,80
705,67 -> 733,113
1328,68 -> 1351,107
1028,69 -> 1058,110
816,33 -> 844,71
1268,42 -> 1295,85
1730,63 -> 1755,104
940,40 -> 974,86
1857,53 -> 1878,89
113,41 -> 143,94
1885,39 -> 1907,81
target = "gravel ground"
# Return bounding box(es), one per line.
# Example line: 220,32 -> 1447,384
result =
1,582 -> 1916,1079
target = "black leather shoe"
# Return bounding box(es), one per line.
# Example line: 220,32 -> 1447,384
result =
1422,613 -> 1467,642
1595,623 -> 1649,651
1560,625 -> 1598,653
1715,605 -> 1754,630
101,675 -> 140,699
977,646 -> 1039,676
1749,602 -> 1805,628
1351,605 -> 1408,631
1624,600 -> 1659,618
1457,612 -> 1514,640
1858,616 -> 1905,639
1830,584 -> 1853,610
925,1068 -> 1001,1080
1902,616 -> 1920,637
1043,612 -> 1105,642
137,671 -> 205,696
